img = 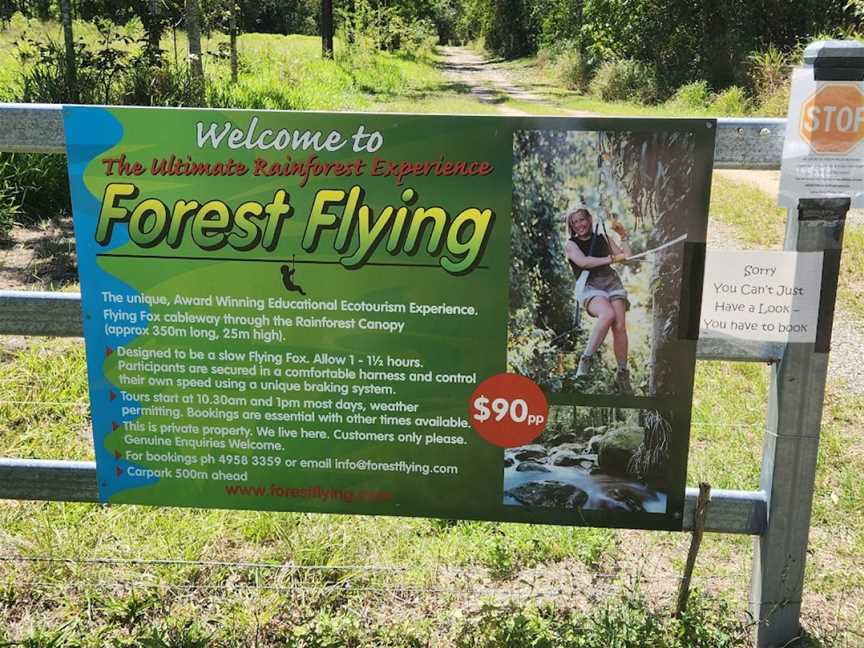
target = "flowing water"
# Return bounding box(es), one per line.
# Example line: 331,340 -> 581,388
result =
502,462 -> 667,513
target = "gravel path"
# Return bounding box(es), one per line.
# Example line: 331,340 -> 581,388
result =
438,46 -> 594,116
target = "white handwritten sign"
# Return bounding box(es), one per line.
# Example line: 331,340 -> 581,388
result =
700,250 -> 824,343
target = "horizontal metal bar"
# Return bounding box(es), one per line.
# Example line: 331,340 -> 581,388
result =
0,103 -> 784,169
0,291 -> 784,362
0,290 -> 83,336
714,118 -> 785,170
0,457 -> 766,533
0,103 -> 65,154
695,337 -> 784,363
683,487 -> 766,534
0,458 -> 99,502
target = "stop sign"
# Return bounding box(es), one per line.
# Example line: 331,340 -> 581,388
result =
800,84 -> 864,154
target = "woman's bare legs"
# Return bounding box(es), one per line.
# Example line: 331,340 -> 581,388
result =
610,298 -> 632,393
610,299 -> 628,365
576,297 -> 614,377
585,297 -> 615,355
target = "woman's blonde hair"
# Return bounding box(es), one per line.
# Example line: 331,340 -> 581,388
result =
566,208 -> 592,237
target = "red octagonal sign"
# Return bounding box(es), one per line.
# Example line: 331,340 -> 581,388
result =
800,84 -> 864,154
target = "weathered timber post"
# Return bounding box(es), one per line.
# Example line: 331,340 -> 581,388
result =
750,41 -> 859,648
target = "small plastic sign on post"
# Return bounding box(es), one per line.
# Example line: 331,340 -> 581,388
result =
779,41 -> 864,206
63,106 -> 714,530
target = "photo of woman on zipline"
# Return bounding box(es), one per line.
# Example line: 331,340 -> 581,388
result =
510,128 -> 698,398
565,207 -> 633,394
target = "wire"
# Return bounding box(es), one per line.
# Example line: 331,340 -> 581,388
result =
0,555 -> 406,571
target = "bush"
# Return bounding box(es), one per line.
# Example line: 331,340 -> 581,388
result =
668,80 -> 712,111
121,54 -> 201,107
0,153 -> 70,232
553,47 -> 589,92
589,59 -> 659,104
747,44 -> 791,106
709,85 -> 749,116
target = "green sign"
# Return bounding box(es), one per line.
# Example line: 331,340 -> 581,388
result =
64,107 -> 714,530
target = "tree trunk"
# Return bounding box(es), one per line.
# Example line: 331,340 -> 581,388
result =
146,0 -> 163,62
184,0 -> 205,102
59,0 -> 78,103
229,2 -> 238,83
321,0 -> 334,59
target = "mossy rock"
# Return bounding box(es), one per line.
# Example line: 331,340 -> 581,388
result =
596,424 -> 644,476
505,481 -> 588,508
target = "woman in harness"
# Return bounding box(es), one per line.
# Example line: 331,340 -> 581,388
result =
564,207 -> 633,393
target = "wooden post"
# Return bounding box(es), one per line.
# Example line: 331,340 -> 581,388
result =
184,0 -> 205,102
749,40 -> 858,648
59,0 -> 77,103
675,482 -> 711,618
321,0 -> 334,59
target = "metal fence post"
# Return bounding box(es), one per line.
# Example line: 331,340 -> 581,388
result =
750,40 -> 859,648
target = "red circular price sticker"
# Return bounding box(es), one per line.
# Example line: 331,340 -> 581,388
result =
469,373 -> 549,448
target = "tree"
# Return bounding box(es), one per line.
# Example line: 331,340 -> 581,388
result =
60,0 -> 78,102
185,0 -> 204,101
144,0 -> 164,62
321,0 -> 333,58
599,131 -> 695,396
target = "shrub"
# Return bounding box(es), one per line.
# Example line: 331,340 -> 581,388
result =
709,85 -> 749,116
121,54 -> 200,107
747,44 -> 790,106
0,153 -> 69,231
668,80 -> 711,111
554,47 -> 589,92
589,59 -> 659,104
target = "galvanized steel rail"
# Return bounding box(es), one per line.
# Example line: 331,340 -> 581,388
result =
0,102 -> 787,168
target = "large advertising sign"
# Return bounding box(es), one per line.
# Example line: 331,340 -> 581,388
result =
64,107 -> 714,530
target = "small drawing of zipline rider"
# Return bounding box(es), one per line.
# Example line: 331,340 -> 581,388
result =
280,256 -> 306,296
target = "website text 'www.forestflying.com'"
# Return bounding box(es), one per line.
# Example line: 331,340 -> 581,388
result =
225,483 -> 393,503
224,460 -> 459,501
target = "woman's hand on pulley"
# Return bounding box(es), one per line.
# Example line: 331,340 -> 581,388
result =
609,215 -> 629,238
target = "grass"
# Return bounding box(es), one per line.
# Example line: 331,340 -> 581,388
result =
0,16 -> 495,115
1,18 -> 863,647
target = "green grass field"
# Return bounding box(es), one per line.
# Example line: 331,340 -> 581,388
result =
1,18 -> 863,647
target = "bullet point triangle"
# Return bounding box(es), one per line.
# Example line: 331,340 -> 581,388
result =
112,421 -> 119,431
109,391 -> 117,401
105,346 -> 113,357
115,467 -> 123,477
114,450 -> 122,460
